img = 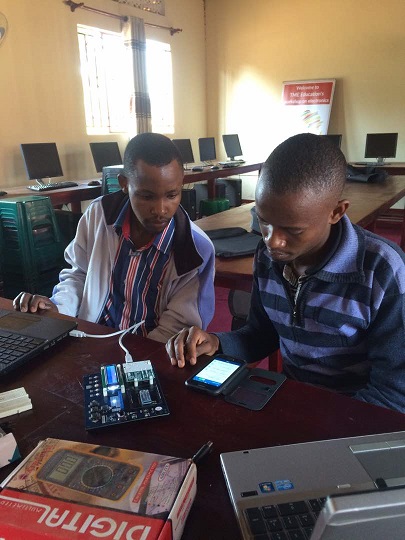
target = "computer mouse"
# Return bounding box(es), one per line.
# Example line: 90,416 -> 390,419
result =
88,180 -> 101,186
0,191 -> 7,196
211,165 -> 220,170
192,166 -> 204,172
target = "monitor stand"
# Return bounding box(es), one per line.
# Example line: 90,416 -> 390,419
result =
375,157 -> 392,166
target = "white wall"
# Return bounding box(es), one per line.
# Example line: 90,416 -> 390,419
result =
0,0 -> 206,187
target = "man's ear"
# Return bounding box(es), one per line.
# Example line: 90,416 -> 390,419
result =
118,174 -> 128,193
329,199 -> 350,224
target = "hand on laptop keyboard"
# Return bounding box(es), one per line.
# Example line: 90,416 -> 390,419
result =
13,292 -> 58,314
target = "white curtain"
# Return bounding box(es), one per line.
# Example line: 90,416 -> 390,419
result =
123,16 -> 152,135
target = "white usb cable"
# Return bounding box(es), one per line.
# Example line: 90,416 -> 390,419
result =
69,320 -> 145,363
69,320 -> 145,339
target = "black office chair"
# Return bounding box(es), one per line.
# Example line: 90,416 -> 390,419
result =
227,289 -> 282,372
228,289 -> 251,330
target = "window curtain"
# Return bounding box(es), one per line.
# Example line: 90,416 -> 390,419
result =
123,16 -> 152,135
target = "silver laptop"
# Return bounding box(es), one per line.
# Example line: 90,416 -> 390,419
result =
0,308 -> 77,376
221,431 -> 405,539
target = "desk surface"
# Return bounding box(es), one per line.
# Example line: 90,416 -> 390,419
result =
0,179 -> 102,213
0,164 -> 262,211
1,298 -> 405,539
183,162 -> 262,183
195,175 -> 405,290
350,162 -> 405,175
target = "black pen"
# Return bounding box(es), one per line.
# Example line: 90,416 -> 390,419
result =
191,441 -> 213,464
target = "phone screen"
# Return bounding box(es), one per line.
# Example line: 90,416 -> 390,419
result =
191,357 -> 243,388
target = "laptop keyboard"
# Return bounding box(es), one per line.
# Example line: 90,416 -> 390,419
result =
245,497 -> 326,539
0,330 -> 45,375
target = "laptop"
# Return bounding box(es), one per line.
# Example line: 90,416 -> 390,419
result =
0,308 -> 77,376
221,431 -> 405,539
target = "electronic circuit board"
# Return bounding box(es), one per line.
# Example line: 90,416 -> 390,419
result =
84,360 -> 170,430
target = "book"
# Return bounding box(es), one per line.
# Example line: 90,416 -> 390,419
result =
0,438 -> 196,540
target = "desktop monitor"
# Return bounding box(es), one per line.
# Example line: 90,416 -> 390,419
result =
364,133 -> 398,164
324,134 -> 342,148
222,134 -> 243,160
20,143 -> 64,182
172,139 -> 194,166
89,142 -> 122,173
198,137 -> 217,162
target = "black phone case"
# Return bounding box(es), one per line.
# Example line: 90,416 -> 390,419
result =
221,368 -> 286,410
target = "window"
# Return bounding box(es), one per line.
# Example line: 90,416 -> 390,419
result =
78,25 -> 174,135
78,25 -> 131,134
146,39 -> 174,134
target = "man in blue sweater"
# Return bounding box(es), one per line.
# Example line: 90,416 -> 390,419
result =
167,133 -> 405,412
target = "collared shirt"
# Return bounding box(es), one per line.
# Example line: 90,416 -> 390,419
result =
282,223 -> 342,305
98,200 -> 175,336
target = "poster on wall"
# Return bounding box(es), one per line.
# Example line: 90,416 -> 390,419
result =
281,79 -> 336,136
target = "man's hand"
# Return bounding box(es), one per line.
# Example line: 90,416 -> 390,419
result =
13,292 -> 58,314
166,326 -> 220,368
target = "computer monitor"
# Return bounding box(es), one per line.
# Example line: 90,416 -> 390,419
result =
222,134 -> 243,160
20,143 -> 64,182
364,133 -> 398,164
90,142 -> 122,173
198,137 -> 217,162
324,134 -> 342,148
172,139 -> 194,167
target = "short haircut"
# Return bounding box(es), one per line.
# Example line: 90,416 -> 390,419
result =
259,133 -> 347,196
123,133 -> 183,177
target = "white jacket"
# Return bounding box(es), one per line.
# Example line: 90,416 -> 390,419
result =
51,192 -> 216,343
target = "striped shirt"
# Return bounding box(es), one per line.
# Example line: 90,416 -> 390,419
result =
216,215 -> 405,412
98,200 -> 175,337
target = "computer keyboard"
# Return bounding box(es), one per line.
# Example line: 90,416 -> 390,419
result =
354,162 -> 390,167
0,330 -> 45,376
28,181 -> 79,192
219,160 -> 246,167
245,497 -> 326,539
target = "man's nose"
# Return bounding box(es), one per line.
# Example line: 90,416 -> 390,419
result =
262,225 -> 286,248
152,199 -> 168,215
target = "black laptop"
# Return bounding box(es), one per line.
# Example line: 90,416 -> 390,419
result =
0,309 -> 77,376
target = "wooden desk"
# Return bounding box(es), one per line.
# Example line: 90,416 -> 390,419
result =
0,163 -> 262,212
1,298 -> 405,539
195,175 -> 405,291
0,180 -> 102,213
183,162 -> 262,198
350,162 -> 405,176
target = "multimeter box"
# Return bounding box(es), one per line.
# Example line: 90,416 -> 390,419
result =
0,437 -> 196,540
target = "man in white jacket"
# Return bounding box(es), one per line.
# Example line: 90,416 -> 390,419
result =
13,133 -> 215,343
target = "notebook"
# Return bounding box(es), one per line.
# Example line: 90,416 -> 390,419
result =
0,308 -> 77,376
221,431 -> 405,539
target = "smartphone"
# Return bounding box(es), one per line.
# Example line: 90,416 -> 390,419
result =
185,354 -> 246,395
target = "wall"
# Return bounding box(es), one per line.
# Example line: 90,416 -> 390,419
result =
0,0 -> 206,188
205,0 -> 405,200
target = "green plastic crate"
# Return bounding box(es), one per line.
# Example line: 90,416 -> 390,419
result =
0,196 -> 65,295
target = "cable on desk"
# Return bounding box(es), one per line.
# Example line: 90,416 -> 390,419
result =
69,320 -> 145,339
69,321 -> 145,362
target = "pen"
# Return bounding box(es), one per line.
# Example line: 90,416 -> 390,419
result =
191,441 -> 213,464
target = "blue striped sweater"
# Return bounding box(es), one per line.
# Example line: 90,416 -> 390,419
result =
217,215 -> 405,412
